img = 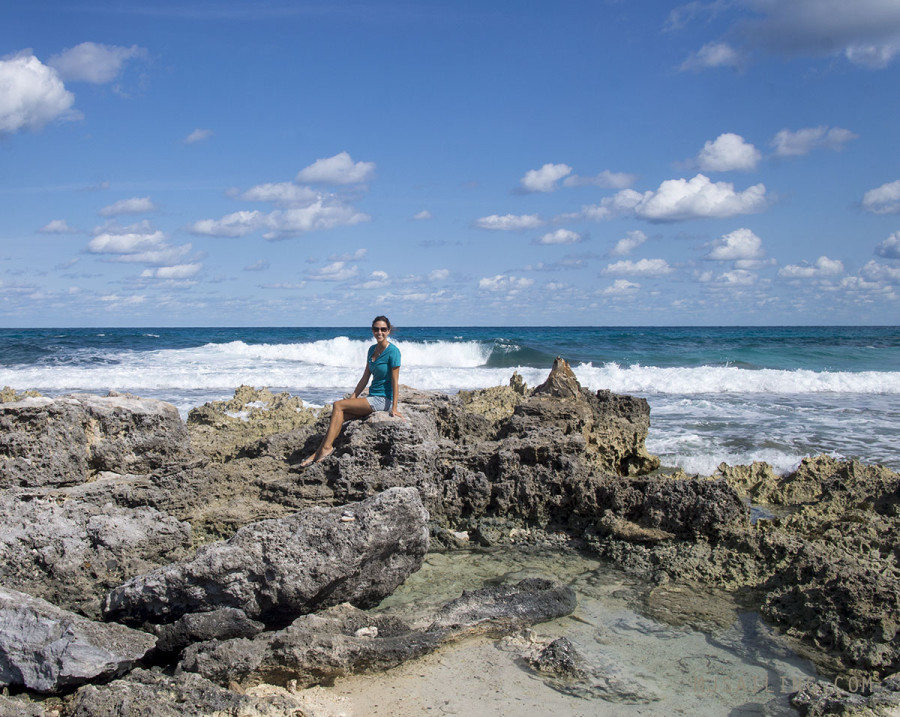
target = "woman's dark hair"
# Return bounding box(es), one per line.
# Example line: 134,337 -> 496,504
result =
372,315 -> 391,329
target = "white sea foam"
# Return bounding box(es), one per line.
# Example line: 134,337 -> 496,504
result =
574,362 -> 900,395
2,345 -> 899,396
193,338 -> 492,369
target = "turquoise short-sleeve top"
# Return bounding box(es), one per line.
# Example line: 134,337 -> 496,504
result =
367,342 -> 401,402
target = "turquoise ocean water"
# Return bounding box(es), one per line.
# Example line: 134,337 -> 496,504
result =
1,326 -> 898,473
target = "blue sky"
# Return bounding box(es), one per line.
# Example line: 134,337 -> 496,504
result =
2,0 -> 900,327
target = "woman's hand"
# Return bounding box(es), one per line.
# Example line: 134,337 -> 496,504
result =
390,407 -> 405,420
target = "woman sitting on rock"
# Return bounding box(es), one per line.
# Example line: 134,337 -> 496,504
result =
301,315 -> 403,466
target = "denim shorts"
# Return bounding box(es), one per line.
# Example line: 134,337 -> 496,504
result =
366,394 -> 390,412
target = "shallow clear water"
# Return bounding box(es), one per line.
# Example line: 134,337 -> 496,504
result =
311,547 -> 820,716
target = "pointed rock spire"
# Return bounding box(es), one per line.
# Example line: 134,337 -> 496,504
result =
533,357 -> 581,399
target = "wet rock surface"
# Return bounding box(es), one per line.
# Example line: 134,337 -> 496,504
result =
180,578 -> 576,689
526,636 -> 659,703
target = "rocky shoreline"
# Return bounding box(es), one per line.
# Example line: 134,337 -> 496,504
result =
1,360 -> 899,716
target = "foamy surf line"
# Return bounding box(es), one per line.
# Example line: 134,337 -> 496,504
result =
190,338 -> 493,369
576,363 -> 900,395
2,361 -> 898,396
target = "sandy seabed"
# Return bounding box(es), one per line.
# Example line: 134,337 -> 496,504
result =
250,548 -> 817,717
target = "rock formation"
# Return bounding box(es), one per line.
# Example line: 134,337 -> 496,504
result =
1,363 -> 897,715
68,668 -> 308,717
0,393 -> 191,488
179,578 -> 576,688
0,586 -> 155,693
103,487 -> 430,627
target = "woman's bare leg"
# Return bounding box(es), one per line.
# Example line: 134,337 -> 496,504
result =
302,397 -> 373,465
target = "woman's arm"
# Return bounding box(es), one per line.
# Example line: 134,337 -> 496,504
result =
389,366 -> 403,418
351,367 -> 371,398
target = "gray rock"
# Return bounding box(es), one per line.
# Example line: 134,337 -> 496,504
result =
526,636 -> 660,704
0,393 -> 191,489
103,487 -> 429,627
528,637 -> 586,678
180,578 -> 577,688
0,491 -> 192,618
0,694 -> 55,717
69,667 -> 306,717
428,577 -> 577,632
152,608 -> 265,654
0,586 -> 156,694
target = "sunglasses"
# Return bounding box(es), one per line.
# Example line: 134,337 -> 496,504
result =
372,326 -> 389,333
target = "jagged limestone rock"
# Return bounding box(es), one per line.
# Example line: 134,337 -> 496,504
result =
103,487 -> 430,627
0,586 -> 156,694
0,393 -> 191,488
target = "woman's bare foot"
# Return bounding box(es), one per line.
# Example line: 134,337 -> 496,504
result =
314,446 -> 334,463
300,446 -> 334,467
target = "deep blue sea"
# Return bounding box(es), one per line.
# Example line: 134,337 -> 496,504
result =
1,326 -> 898,473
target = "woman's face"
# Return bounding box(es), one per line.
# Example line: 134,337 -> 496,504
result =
372,322 -> 390,339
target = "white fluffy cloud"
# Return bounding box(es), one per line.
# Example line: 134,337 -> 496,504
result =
474,214 -> 544,230
190,210 -> 264,238
295,152 -> 375,185
771,126 -> 858,156
478,275 -> 535,291
429,269 -> 450,281
862,180 -> 900,215
603,279 -> 640,295
603,258 -> 673,276
563,170 -> 637,189
142,263 -> 202,280
718,269 -> 757,286
307,261 -> 360,282
264,202 -> 370,240
88,229 -> 167,254
48,42 -> 145,83
707,228 -> 764,261
190,201 -> 369,240
413,210 -> 432,220
87,221 -> 195,268
357,270 -> 390,289
860,260 -> 900,283
778,256 -> 845,278
198,165 -> 374,240
240,183 -> 318,207
611,230 -> 648,256
520,163 -> 572,192
616,174 -> 767,222
697,133 -> 761,172
537,229 -> 582,245
0,52 -> 77,133
99,196 -> 157,217
875,232 -> 900,259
